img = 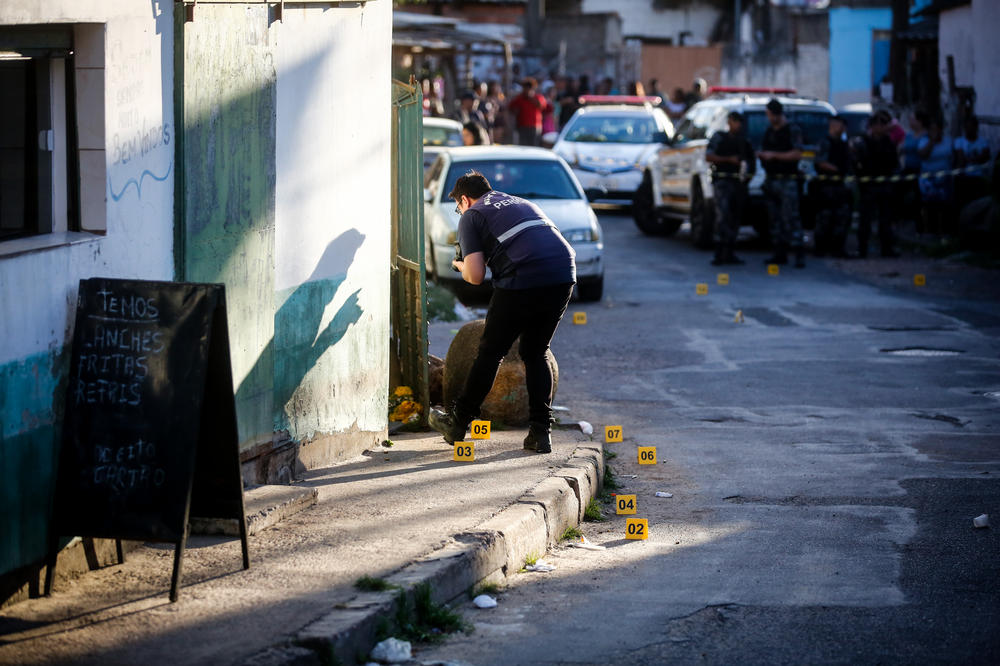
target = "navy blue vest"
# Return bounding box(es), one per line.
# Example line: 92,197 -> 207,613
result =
458,191 -> 576,289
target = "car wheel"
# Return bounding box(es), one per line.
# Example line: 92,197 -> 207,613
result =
689,182 -> 715,249
632,172 -> 681,236
577,276 -> 603,302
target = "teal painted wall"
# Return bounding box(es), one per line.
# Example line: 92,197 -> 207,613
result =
180,4 -> 277,449
0,350 -> 66,576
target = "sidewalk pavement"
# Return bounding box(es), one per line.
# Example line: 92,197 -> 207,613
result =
0,428 -> 602,666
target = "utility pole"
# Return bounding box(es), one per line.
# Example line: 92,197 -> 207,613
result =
889,0 -> 909,107
525,0 -> 544,51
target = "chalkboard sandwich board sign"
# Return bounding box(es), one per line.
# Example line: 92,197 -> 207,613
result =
46,278 -> 250,602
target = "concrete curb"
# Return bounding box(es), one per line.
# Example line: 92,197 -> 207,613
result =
260,442 -> 603,665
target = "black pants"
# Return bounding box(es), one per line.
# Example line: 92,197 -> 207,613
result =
455,283 -> 574,429
859,184 -> 895,256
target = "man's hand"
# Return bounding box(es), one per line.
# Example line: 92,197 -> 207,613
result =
456,252 -> 486,285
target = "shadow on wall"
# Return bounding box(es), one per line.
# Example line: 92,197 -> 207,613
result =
235,229 -> 366,441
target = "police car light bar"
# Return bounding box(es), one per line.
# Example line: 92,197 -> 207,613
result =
707,86 -> 797,95
578,95 -> 663,106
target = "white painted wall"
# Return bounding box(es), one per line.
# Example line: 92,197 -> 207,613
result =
581,0 -> 720,44
722,44 -> 830,101
939,0 -> 1000,149
275,2 -> 391,439
0,1 -> 174,369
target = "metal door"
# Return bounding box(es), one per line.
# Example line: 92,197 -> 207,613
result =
390,78 -> 429,423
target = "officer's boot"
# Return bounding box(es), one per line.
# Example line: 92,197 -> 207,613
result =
429,404 -> 472,445
523,422 -> 552,454
764,243 -> 788,265
725,244 -> 745,265
794,246 -> 806,268
711,243 -> 727,266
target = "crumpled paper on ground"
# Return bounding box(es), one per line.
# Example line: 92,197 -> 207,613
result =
525,560 -> 556,572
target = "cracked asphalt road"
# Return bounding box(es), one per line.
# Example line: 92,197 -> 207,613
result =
417,213 -> 1000,665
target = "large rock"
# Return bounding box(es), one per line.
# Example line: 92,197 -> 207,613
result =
428,354 -> 445,406
442,320 -> 558,426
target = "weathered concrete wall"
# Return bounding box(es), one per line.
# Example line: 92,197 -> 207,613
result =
179,3 -> 277,449
274,4 -> 391,453
939,0 -> 1000,149
581,0 -> 720,44
542,14 -> 623,82
722,43 -> 830,101
0,1 -> 175,577
180,1 -> 391,469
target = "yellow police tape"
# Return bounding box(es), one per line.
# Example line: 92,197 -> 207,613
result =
712,163 -> 993,185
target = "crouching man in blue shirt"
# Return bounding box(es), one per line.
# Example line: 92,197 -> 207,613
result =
429,171 -> 576,454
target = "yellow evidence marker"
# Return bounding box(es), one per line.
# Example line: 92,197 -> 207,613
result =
637,446 -> 657,465
767,264 -> 780,276
626,518 -> 649,540
717,273 -> 730,286
605,425 -> 623,443
913,274 -> 926,286
470,420 -> 491,439
453,442 -> 475,462
615,494 -> 637,515
573,312 -> 587,325
695,283 -> 709,295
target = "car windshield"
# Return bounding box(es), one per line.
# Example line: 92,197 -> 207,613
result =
743,110 -> 832,148
563,114 -> 659,144
443,159 -> 580,200
424,126 -> 462,147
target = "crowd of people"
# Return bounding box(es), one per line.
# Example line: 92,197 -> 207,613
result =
709,101 -> 994,266
423,74 -> 995,261
421,74 -> 708,147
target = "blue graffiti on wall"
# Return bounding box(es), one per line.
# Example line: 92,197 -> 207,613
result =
109,160 -> 173,202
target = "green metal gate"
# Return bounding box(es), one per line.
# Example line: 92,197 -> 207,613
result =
390,78 -> 429,422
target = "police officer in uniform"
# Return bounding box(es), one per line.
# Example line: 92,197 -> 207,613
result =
429,171 -> 576,454
759,99 -> 806,268
705,111 -> 756,265
853,110 -> 900,258
813,114 -> 853,257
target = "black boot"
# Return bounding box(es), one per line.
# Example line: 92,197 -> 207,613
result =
429,406 -> 470,445
711,244 -> 727,266
523,424 -> 552,454
794,247 -> 806,268
764,246 -> 788,265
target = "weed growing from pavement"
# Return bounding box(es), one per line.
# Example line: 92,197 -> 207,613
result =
472,582 -> 502,597
584,498 -> 606,521
560,526 -> 584,541
523,552 -> 540,566
604,449 -> 617,460
381,582 -> 470,645
355,575 -> 396,592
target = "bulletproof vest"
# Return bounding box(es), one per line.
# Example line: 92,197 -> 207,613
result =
712,132 -> 744,174
464,191 -> 574,289
861,135 -> 898,177
762,123 -> 799,175
826,137 -> 850,175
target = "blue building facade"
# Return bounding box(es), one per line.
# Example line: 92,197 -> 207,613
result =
829,7 -> 893,108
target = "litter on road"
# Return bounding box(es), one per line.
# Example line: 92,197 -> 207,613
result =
578,421 -> 594,435
525,560 -> 556,572
973,513 -> 990,528
473,594 -> 498,608
370,637 -> 412,663
655,491 -> 674,498
566,535 -> 606,551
